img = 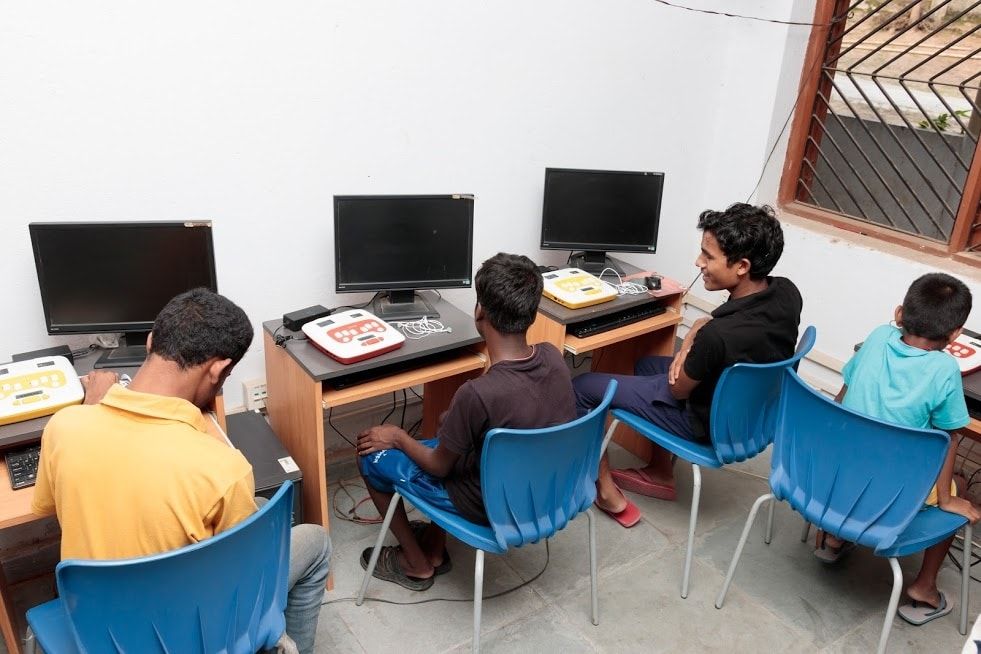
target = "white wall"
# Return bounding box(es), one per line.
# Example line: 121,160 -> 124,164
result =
2,1 -> 978,409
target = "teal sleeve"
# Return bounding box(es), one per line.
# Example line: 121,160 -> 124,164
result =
932,370 -> 969,431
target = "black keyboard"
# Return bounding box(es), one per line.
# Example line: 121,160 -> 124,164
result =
5,442 -> 41,490
568,302 -> 667,339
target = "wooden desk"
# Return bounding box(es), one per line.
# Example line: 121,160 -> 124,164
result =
0,358 -> 227,654
528,263 -> 684,461
262,299 -> 485,536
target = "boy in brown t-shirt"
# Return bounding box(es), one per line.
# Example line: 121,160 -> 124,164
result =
358,253 -> 576,590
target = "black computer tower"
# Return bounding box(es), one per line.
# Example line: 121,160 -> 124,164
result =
226,411 -> 303,525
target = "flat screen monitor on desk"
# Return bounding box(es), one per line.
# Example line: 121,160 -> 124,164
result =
29,221 -> 218,369
540,167 -> 663,275
334,194 -> 474,321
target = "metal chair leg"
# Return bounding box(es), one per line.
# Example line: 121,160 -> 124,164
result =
681,463 -> 701,599
586,508 -> 599,625
473,550 -> 485,653
600,419 -> 620,454
877,557 -> 903,654
715,493 -> 774,609
800,520 -> 810,543
356,492 -> 402,605
961,522 -> 973,636
24,627 -> 38,654
764,497 -> 775,545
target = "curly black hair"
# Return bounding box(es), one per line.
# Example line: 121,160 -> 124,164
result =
902,273 -> 972,341
149,288 -> 253,368
474,253 -> 543,334
697,203 -> 784,280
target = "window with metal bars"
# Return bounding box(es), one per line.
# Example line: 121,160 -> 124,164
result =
783,0 -> 981,259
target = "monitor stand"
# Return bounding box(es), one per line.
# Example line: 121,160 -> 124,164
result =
568,251 -> 625,276
372,291 -> 440,322
93,332 -> 149,369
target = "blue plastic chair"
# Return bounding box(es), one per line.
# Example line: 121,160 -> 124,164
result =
604,325 -> 816,598
715,369 -> 972,654
26,481 -> 294,654
357,380 -> 617,653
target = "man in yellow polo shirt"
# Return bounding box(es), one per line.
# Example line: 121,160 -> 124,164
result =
32,288 -> 330,654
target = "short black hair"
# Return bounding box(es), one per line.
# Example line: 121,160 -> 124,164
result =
474,253 -> 542,334
149,288 -> 253,368
697,203 -> 784,280
902,273 -> 972,341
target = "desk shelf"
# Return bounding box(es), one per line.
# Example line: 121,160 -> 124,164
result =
322,350 -> 487,408
0,460 -> 34,530
563,309 -> 682,356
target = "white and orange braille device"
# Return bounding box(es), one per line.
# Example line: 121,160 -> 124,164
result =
0,356 -> 84,425
541,267 -> 617,310
945,332 -> 981,376
301,309 -> 406,364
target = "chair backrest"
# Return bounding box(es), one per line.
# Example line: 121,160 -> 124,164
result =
56,481 -> 293,654
480,380 -> 617,551
771,369 -> 949,552
708,325 -> 816,464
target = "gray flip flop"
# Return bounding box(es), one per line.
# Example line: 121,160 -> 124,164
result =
897,591 -> 952,626
360,546 -> 435,591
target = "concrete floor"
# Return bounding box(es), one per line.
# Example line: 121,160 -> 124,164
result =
315,445 -> 980,654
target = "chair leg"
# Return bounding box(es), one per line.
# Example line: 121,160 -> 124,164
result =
715,493 -> 774,609
961,522 -> 973,636
356,491 -> 402,606
600,419 -> 620,455
681,463 -> 701,599
24,627 -> 37,654
473,549 -> 485,654
876,557 -> 903,654
800,520 -> 810,543
764,497 -> 775,545
586,508 -> 599,625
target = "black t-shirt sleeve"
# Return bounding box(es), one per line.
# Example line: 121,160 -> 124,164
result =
436,382 -> 489,456
684,324 -> 726,382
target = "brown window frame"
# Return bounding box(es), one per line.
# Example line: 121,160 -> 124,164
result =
779,0 -> 981,267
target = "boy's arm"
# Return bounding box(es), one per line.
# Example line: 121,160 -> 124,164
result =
936,432 -> 981,524
669,320 -> 721,401
357,424 -> 459,478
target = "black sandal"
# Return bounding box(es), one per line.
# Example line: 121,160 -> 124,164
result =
409,520 -> 453,575
360,546 -> 435,591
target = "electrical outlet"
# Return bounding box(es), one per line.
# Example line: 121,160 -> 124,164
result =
243,378 -> 268,411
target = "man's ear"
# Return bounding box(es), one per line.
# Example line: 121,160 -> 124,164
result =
734,257 -> 752,277
207,358 -> 234,384
146,332 -> 153,352
474,302 -> 485,322
894,305 -> 904,327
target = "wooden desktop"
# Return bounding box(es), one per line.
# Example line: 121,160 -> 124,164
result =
261,298 -> 486,542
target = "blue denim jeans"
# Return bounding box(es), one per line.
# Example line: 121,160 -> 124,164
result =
254,497 -> 331,654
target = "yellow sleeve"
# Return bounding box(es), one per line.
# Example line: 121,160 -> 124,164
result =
31,426 -> 57,517
210,469 -> 258,535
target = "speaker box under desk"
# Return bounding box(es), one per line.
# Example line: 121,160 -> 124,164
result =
226,411 -> 303,525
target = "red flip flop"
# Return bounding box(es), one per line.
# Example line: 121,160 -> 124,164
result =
611,468 -> 677,501
595,497 -> 642,528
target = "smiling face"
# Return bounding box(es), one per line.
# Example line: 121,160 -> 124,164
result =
695,230 -> 747,292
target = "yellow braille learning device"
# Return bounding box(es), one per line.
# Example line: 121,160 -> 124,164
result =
0,356 -> 84,425
541,268 -> 617,310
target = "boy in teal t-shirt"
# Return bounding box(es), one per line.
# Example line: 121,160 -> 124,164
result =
818,272 -> 979,626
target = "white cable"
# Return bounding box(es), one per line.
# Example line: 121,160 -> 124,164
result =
393,317 -> 453,339
597,267 -> 647,296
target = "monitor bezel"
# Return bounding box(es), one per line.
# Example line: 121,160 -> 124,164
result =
333,194 -> 475,294
29,221 -> 218,335
539,167 -> 664,253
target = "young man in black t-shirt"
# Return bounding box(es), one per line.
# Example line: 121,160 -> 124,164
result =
357,253 -> 576,590
574,204 -> 802,528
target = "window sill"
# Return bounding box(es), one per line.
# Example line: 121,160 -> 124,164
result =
777,201 -> 981,279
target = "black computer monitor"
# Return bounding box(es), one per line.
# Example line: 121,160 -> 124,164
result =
540,167 -> 664,275
29,221 -> 218,369
334,195 -> 474,321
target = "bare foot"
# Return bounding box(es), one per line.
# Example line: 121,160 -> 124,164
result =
906,583 -> 942,609
595,486 -> 628,514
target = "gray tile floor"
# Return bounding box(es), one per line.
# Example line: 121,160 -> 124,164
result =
317,446 -> 980,653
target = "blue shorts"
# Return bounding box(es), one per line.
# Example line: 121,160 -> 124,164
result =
359,438 -> 458,514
